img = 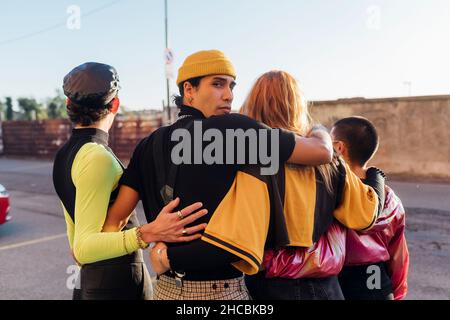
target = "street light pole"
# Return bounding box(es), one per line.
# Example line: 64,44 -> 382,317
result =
164,0 -> 171,122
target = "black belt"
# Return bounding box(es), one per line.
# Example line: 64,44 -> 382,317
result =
162,266 -> 242,282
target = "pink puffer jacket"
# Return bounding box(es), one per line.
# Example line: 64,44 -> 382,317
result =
262,186 -> 409,300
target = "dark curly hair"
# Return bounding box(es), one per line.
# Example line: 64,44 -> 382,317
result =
66,98 -> 113,126
173,76 -> 203,107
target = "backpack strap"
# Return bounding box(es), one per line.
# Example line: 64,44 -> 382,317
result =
152,120 -> 194,205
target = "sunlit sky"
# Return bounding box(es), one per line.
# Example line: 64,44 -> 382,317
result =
1,0 -> 450,110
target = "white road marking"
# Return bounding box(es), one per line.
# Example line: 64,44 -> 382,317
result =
0,163 -> 52,173
0,233 -> 66,251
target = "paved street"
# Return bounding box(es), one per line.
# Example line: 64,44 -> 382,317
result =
0,157 -> 449,299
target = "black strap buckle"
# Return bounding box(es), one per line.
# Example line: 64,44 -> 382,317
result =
174,271 -> 186,288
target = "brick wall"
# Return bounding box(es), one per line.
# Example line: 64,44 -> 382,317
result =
1,116 -> 163,163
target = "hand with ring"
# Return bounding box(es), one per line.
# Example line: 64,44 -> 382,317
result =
139,197 -> 208,244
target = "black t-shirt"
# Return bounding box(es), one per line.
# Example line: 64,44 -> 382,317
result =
121,105 -> 295,280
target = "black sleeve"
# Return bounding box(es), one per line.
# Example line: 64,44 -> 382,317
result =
204,113 -> 296,165
334,157 -> 347,209
119,137 -> 147,194
278,128 -> 297,163
362,167 -> 386,218
167,240 -> 240,271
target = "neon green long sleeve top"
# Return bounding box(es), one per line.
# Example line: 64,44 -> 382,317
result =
61,142 -> 140,265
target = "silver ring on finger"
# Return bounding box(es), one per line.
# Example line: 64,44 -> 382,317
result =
182,229 -> 188,236
177,210 -> 184,220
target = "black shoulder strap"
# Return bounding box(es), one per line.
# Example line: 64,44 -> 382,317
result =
334,157 -> 347,209
152,120 -> 194,205
152,126 -> 170,204
266,166 -> 290,248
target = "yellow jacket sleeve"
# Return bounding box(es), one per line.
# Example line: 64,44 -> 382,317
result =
333,162 -> 378,231
71,143 -> 140,265
202,171 -> 271,275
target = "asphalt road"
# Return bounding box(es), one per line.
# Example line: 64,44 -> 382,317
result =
0,157 -> 449,300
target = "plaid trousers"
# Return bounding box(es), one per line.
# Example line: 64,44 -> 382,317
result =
153,275 -> 251,300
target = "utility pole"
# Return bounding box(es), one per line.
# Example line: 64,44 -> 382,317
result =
164,0 -> 171,123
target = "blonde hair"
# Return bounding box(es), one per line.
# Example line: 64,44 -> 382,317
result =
240,70 -> 336,193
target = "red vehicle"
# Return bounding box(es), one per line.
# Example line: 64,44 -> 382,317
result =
0,183 -> 11,225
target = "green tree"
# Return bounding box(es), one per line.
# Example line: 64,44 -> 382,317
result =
47,101 -> 59,119
46,90 -> 67,119
0,99 -> 4,121
17,98 -> 41,121
5,97 -> 13,121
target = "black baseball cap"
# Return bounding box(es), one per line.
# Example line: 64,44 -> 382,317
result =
63,62 -> 121,105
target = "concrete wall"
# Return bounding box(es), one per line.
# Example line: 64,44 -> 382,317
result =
310,95 -> 450,180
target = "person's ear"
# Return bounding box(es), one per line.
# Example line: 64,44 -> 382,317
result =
333,141 -> 345,155
183,82 -> 195,105
110,97 -> 120,114
337,142 -> 350,160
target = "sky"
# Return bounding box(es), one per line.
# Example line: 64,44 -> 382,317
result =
1,0 -> 450,110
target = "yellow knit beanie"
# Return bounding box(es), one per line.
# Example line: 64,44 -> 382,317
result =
176,50 -> 236,85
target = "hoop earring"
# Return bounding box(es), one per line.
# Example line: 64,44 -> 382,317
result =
189,97 -> 193,104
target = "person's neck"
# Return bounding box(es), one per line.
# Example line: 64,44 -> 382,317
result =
184,102 -> 201,112
181,102 -> 208,118
75,119 -> 111,133
349,163 -> 368,179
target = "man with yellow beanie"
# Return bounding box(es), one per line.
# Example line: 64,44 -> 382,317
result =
116,49 -> 334,299
173,49 -> 237,117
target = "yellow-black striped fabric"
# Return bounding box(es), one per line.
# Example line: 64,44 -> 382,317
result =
202,159 -> 378,275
